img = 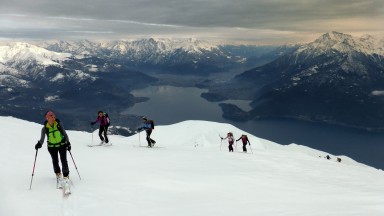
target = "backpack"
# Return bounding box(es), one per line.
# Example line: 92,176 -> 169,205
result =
241,135 -> 248,143
104,112 -> 110,126
149,120 -> 154,129
44,119 -> 66,144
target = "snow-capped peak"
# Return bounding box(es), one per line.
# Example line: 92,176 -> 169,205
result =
0,42 -> 71,66
296,31 -> 384,56
40,38 -> 219,56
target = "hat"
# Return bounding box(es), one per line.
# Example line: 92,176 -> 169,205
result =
45,111 -> 55,119
142,116 -> 147,121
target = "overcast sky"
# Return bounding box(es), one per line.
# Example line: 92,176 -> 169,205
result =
1,0 -> 384,44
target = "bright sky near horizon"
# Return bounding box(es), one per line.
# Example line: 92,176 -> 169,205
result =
1,0 -> 384,44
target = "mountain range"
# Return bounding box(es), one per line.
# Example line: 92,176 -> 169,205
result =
36,38 -> 278,74
206,32 -> 384,131
0,38 -> 282,132
2,32 -> 384,132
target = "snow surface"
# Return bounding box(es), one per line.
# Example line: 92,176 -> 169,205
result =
37,38 -> 219,57
0,42 -> 71,66
1,116 -> 384,216
371,90 -> 384,96
296,31 -> 384,57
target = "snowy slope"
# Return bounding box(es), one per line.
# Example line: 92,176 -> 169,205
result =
1,116 -> 383,216
0,42 -> 71,67
40,38 -> 219,56
295,31 -> 384,58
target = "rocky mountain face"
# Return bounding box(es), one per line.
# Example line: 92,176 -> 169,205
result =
218,32 -> 384,131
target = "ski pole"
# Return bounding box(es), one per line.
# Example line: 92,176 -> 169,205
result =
249,142 -> 253,154
220,139 -> 223,151
218,134 -> 223,151
68,150 -> 82,180
29,149 -> 38,190
91,125 -> 94,146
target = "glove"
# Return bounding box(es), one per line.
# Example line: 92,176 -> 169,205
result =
35,141 -> 42,150
65,141 -> 71,151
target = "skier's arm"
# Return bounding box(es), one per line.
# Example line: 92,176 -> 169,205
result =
137,123 -> 145,131
141,123 -> 151,130
38,127 -> 46,145
58,121 -> 70,143
91,117 -> 100,125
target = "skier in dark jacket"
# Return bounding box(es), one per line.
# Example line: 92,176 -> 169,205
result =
34,110 -> 71,188
236,134 -> 250,152
91,111 -> 110,144
138,116 -> 156,147
221,132 -> 235,152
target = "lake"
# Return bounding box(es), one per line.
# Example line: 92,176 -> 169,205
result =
123,85 -> 384,170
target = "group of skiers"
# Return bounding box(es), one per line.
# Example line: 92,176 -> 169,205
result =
32,110 -> 249,192
33,110 -> 156,192
221,132 -> 251,153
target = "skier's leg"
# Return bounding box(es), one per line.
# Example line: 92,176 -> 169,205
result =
146,136 -> 151,147
229,144 -> 233,152
58,145 -> 69,177
146,130 -> 152,147
104,126 -> 109,143
98,126 -> 104,142
48,147 -> 61,174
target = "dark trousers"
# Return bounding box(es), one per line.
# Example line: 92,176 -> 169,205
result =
146,129 -> 155,147
228,144 -> 234,152
242,143 -> 247,152
99,125 -> 109,143
48,145 -> 69,177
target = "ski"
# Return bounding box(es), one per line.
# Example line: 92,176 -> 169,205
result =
135,145 -> 163,149
88,143 -> 112,147
62,179 -> 71,197
56,178 -> 63,189
87,144 -> 103,147
103,143 -> 113,147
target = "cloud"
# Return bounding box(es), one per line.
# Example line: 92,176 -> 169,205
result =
1,0 -> 384,43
